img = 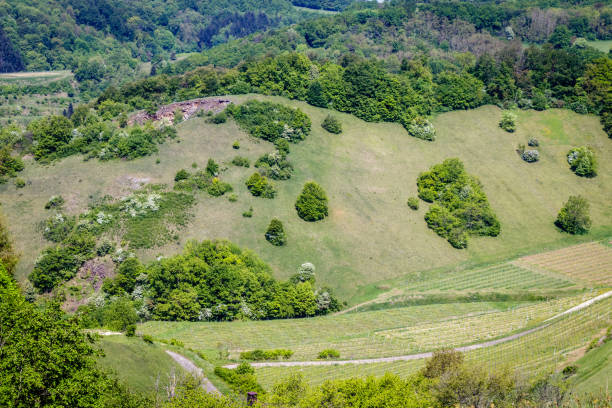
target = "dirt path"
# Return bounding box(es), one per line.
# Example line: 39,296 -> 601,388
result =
166,350 -> 221,395
224,290 -> 612,369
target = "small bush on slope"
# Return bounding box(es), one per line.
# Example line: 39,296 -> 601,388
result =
417,158 -> 500,248
321,115 -> 342,134
567,146 -> 597,177
295,182 -> 329,222
555,195 -> 592,234
265,219 -> 287,246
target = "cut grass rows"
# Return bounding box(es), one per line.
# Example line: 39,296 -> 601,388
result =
141,295 -> 589,361
254,297 -> 612,389
140,302 -> 518,355
401,263 -> 576,293
517,242 -> 612,286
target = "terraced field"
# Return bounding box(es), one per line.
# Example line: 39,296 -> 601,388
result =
141,294 -> 594,361
515,242 -> 612,286
398,262 -> 576,293
254,295 -> 612,389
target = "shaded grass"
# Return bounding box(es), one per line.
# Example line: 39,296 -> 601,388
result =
586,40 -> 612,52
97,335 -> 186,394
572,339 -> 612,395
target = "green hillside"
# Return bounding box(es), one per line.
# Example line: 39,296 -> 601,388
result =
3,97 -> 611,302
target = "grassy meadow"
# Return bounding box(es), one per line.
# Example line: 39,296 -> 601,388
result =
2,95 -> 611,302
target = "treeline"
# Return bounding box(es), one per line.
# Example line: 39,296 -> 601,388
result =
78,239 -> 340,324
291,0 -> 356,11
0,0 -> 309,73
99,46 -> 611,136
421,0 -> 612,42
0,26 -> 24,73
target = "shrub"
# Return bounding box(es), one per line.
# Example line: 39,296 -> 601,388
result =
0,147 -> 24,178
567,146 -> 597,177
417,159 -> 500,248
174,169 -> 190,182
41,213 -> 76,242
274,138 -> 290,155
407,197 -> 419,210
228,101 -> 311,143
205,159 -> 219,176
240,349 -> 293,361
521,150 -> 540,163
207,111 -> 227,124
206,178 -> 233,197
555,195 -> 592,234
422,349 -> 464,378
232,156 -> 250,167
232,140 -> 240,149
173,109 -> 183,124
96,241 -> 115,256
406,116 -> 436,141
528,138 -> 539,147
255,152 -> 293,180
45,195 -> 65,210
227,194 -> 238,202
499,111 -> 516,132
142,335 -> 154,344
321,115 -> 342,134
214,365 -> 263,394
242,207 -> 253,218
295,182 -> 328,222
14,178 -> 25,188
265,219 -> 287,246
125,324 -> 136,337
317,349 -> 340,359
245,173 -> 276,198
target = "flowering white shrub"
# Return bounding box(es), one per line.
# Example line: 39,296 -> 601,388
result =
521,149 -> 540,162
96,211 -> 113,225
406,116 -> 436,141
121,193 -> 162,217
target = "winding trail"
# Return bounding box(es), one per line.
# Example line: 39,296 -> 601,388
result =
166,350 -> 221,395
224,290 -> 612,369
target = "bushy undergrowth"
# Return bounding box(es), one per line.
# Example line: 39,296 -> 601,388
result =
499,111 -> 517,132
227,100 -> 311,143
0,147 -> 24,182
321,115 -> 342,134
317,349 -> 340,359
567,146 -> 597,177
556,195 -> 592,234
255,151 -> 293,180
406,116 -> 436,141
31,186 -> 195,292
27,113 -> 177,162
240,349 -> 293,361
174,169 -> 233,197
417,159 -> 500,248
246,172 -> 276,198
214,363 -> 263,394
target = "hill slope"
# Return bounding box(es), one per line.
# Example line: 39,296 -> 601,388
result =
1,96 -> 611,301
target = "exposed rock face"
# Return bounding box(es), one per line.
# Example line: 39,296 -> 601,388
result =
128,97 -> 231,125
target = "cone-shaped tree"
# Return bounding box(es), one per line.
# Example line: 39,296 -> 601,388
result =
295,182 -> 328,221
265,219 -> 287,246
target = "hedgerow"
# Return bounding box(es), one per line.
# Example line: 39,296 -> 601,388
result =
240,349 -> 293,361
417,159 -> 500,248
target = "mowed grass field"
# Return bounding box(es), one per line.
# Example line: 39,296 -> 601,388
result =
572,339 -> 612,395
97,335 -> 186,394
1,95 -> 611,301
